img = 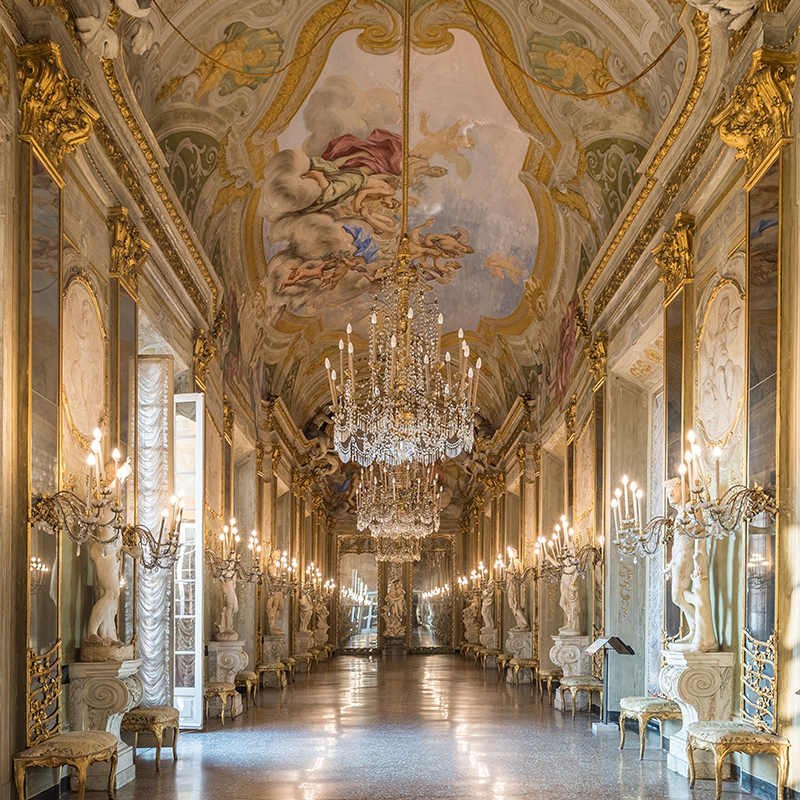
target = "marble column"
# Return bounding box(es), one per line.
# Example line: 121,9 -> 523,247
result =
69,659 -> 143,790
659,650 -> 735,779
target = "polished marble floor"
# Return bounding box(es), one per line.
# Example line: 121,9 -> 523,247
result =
116,655 -> 756,800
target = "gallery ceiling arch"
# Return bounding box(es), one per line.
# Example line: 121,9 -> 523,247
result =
123,0 -> 687,430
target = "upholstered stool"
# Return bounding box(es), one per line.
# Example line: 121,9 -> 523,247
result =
537,667 -> 562,704
121,705 -> 179,770
256,663 -> 285,689
619,696 -> 681,759
235,670 -> 259,709
686,721 -> 790,800
559,675 -> 603,720
281,657 -> 296,683
480,649 -> 501,669
14,731 -> 118,800
509,658 -> 538,686
496,653 -> 511,678
203,681 -> 236,725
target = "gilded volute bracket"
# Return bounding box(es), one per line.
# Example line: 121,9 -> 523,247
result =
652,213 -> 695,300
192,308 -> 226,390
584,332 -> 608,391
17,41 -> 99,171
223,394 -> 234,442
108,206 -> 150,297
712,49 -> 799,177
564,395 -> 577,443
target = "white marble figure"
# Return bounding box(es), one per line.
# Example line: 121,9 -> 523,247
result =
664,477 -> 697,646
315,599 -> 330,633
215,575 -> 239,641
298,592 -> 313,633
85,534 -> 123,646
558,567 -> 581,634
505,548 -> 530,631
480,579 -> 495,629
685,544 -> 718,652
265,548 -> 285,635
383,578 -> 405,638
463,594 -> 480,642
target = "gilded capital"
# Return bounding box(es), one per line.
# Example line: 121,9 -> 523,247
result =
471,493 -> 485,520
565,395 -> 576,442
271,444 -> 282,476
192,308 -> 226,389
485,471 -> 505,498
17,41 -> 98,170
458,516 -> 469,536
223,394 -> 234,440
652,213 -> 694,299
256,441 -> 266,475
584,332 -> 608,390
712,49 -> 799,176
532,442 -> 541,474
108,206 -> 149,295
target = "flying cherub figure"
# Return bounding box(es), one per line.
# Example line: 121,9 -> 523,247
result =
409,218 -> 474,279
483,253 -> 527,284
411,112 -> 476,180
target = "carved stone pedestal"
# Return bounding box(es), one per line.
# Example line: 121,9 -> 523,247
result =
261,634 -> 288,688
69,659 -> 142,791
294,630 -> 314,672
479,626 -> 498,651
506,630 -> 533,659
550,634 -> 591,710
660,650 -> 734,779
382,636 -> 408,657
315,629 -> 329,651
207,641 -> 248,718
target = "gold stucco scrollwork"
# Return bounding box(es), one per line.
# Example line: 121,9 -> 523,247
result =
191,308 -> 226,389
17,42 -> 99,171
532,442 -> 541,475
27,641 -> 62,747
271,443 -> 282,476
584,332 -> 608,390
565,394 -> 576,442
223,394 -> 234,440
108,206 -> 150,296
712,49 -> 798,176
485,471 -> 505,498
652,212 -> 695,299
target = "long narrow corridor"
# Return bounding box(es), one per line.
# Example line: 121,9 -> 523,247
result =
119,656 -> 755,800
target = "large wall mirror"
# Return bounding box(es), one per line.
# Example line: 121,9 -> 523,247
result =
411,537 -> 454,652
337,537 -> 378,651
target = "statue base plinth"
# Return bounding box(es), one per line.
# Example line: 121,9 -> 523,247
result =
207,641 -> 248,718
213,630 -> 239,642
660,650 -> 734,779
506,630 -> 533,660
314,629 -> 329,650
69,659 -> 142,791
382,636 -> 407,657
479,626 -> 498,652
294,630 -> 314,672
550,634 -> 591,710
463,624 -> 480,645
80,641 -> 136,663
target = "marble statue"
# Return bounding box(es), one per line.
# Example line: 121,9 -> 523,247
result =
463,594 -> 480,642
298,592 -> 313,633
85,534 -> 123,647
505,548 -> 530,631
382,578 -> 405,638
664,477 -> 697,646
315,599 -> 330,633
266,548 -> 285,635
215,575 -> 239,641
558,567 -> 580,634
480,579 -> 495,629
685,544 -> 718,652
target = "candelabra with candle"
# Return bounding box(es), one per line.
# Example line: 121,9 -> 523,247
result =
204,519 -> 263,585
494,547 -> 537,588
610,475 -> 674,562
29,556 -> 52,596
536,517 -> 601,581
30,427 -> 183,570
456,560 -> 490,599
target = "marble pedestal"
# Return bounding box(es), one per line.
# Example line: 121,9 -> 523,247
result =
505,630 -> 534,683
207,641 -> 248,718
383,636 -> 408,656
294,630 -> 314,672
479,626 -> 498,651
69,659 -> 142,791
314,629 -> 329,659
550,634 -> 591,710
261,634 -> 288,688
660,649 -> 735,779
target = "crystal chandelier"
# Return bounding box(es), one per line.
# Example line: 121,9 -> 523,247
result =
355,460 -> 442,541
323,0 -> 479,468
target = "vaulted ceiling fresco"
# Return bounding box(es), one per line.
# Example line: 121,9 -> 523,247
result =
127,0 -> 686,432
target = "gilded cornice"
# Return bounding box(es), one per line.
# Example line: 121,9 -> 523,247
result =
191,309 -> 225,390
652,213 -> 694,298
223,394 -> 234,441
584,332 -> 608,390
565,395 -> 577,443
712,49 -> 798,176
583,12 -> 711,322
17,41 -> 98,171
108,205 -> 149,296
101,58 -> 220,315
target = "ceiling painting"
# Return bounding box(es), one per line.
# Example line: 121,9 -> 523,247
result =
127,0 -> 686,429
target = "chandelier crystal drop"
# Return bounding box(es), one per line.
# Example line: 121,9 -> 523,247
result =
355,460 -> 442,541
326,238 -> 479,468
375,535 -> 422,564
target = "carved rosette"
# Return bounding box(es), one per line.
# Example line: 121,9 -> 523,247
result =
108,206 -> 150,295
712,49 -> 799,176
17,41 -> 99,170
653,213 -> 695,298
584,332 -> 608,390
564,395 -> 577,442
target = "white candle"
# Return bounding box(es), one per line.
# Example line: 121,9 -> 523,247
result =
339,339 -> 345,390
713,447 -> 722,499
622,475 -> 629,517
436,312 -> 443,362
